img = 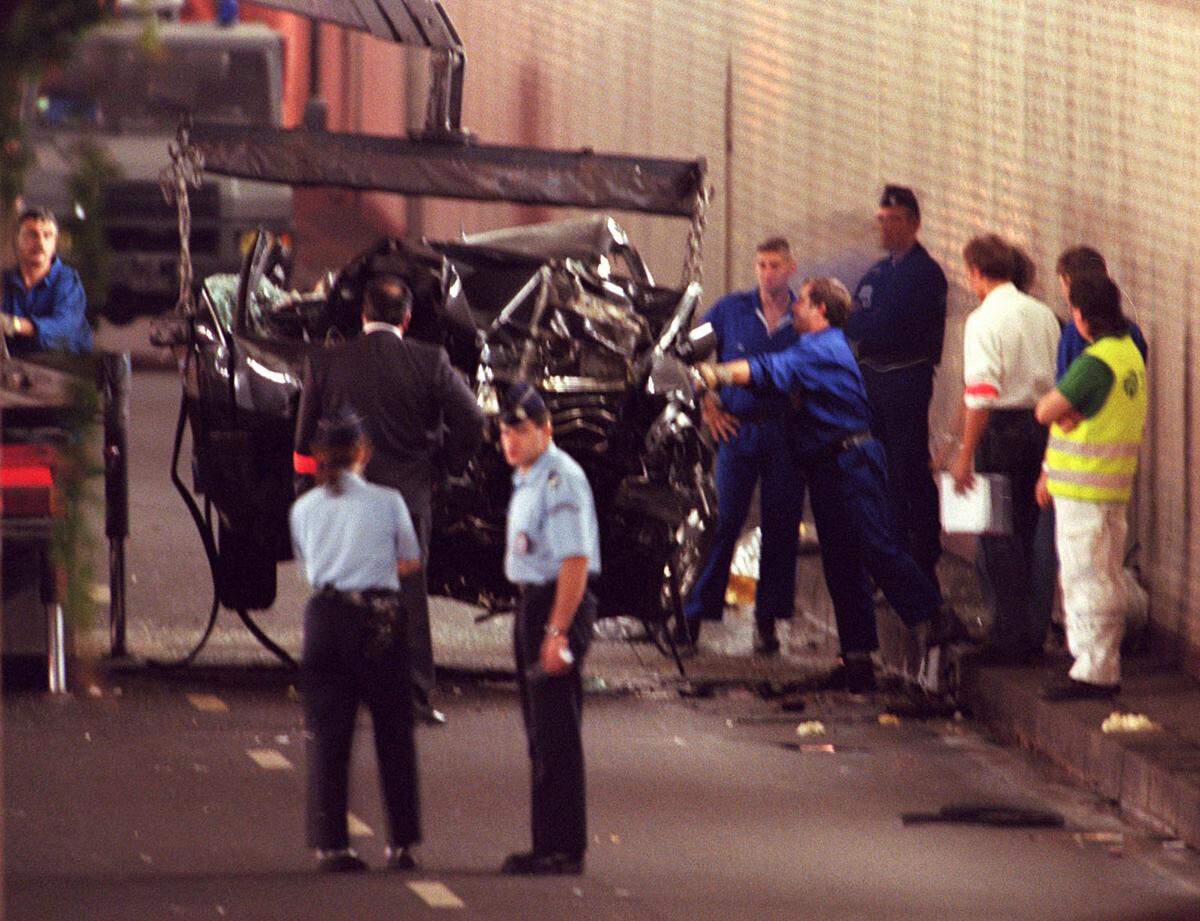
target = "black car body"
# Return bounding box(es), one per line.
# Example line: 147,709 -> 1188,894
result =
183,216 -> 715,630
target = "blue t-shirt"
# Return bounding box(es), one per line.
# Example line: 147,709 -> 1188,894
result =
747,326 -> 873,458
703,288 -> 798,422
505,443 -> 601,585
846,242 -> 947,367
1057,320 -> 1148,380
290,472 -> 420,591
2,257 -> 93,356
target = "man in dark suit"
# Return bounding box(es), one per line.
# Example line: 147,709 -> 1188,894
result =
294,274 -> 484,724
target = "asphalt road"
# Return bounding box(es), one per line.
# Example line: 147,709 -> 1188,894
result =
6,674 -> 1200,920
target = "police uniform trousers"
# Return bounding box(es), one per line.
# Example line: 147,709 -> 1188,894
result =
684,419 -> 806,635
805,436 -> 941,655
513,582 -> 595,858
301,590 -> 420,851
861,363 -> 942,591
974,408 -> 1048,658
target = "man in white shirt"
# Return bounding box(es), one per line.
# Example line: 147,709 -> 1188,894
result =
949,234 -> 1060,664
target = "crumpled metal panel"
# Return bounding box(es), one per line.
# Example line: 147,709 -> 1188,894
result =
236,0 -> 457,47
190,124 -> 707,218
459,215 -> 631,263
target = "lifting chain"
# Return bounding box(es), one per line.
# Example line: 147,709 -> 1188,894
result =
681,180 -> 712,289
159,124 -> 205,317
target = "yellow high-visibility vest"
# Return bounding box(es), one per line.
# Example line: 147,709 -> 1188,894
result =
1045,334 -> 1146,503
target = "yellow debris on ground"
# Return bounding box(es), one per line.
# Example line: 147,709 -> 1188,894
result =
795,720 -> 826,737
1100,712 -> 1162,734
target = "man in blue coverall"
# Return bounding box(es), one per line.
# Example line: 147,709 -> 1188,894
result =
680,237 -> 806,655
697,277 -> 950,692
1,207 -> 93,357
846,186 -> 947,592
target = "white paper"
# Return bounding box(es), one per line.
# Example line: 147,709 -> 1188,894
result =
938,472 -> 1012,535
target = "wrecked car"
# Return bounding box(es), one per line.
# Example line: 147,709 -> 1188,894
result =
182,216 -> 716,644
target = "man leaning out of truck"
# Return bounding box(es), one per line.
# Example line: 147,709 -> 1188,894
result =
2,207 -> 93,357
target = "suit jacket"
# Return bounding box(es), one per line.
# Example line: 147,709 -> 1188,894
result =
294,328 -> 484,520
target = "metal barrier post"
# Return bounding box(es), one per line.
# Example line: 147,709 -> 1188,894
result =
100,351 -> 131,658
47,602 -> 67,694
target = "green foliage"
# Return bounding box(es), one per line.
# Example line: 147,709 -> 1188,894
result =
61,140 -> 122,322
49,370 -> 103,633
0,1 -> 108,214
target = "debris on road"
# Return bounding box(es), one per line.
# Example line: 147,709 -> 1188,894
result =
795,720 -> 826,737
902,804 -> 1065,828
1101,712 -> 1162,734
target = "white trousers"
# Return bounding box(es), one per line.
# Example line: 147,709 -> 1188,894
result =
1054,497 -> 1147,686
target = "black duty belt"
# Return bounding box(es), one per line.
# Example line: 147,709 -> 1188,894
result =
805,430 -> 874,468
316,585 -> 400,608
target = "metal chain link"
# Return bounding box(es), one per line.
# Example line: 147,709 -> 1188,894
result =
681,180 -> 712,288
159,124 -> 204,317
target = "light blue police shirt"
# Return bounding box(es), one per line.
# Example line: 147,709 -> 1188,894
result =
290,472 -> 420,591
505,442 -> 601,586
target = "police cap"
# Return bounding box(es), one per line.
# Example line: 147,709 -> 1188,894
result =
313,407 -> 366,449
500,381 -> 549,425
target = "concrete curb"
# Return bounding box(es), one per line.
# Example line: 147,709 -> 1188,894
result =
962,657 -> 1200,849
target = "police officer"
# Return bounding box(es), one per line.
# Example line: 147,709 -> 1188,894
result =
290,411 -> 423,873
697,278 -> 952,692
498,382 -> 600,876
845,186 -> 947,592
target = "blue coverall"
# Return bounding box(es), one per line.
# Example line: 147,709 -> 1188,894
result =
747,327 -> 941,655
846,243 -> 947,589
683,289 -> 806,640
1,257 -> 93,356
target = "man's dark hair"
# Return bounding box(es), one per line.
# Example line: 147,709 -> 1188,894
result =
803,276 -> 852,328
15,206 -> 57,231
363,275 -> 413,325
1068,274 -> 1128,339
962,234 -> 1017,282
1011,244 -> 1037,294
756,236 -> 792,257
879,184 -> 920,222
1056,245 -> 1107,282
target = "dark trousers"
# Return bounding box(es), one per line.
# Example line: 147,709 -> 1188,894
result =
861,364 -> 942,591
513,583 -> 595,858
301,591 -> 420,851
806,439 -> 942,655
684,421 -> 806,636
399,501 -> 436,705
974,408 -> 1049,656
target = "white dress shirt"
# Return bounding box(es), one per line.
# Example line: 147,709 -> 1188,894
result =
963,282 -> 1060,410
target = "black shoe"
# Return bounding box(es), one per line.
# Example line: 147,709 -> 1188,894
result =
753,634 -> 781,657
500,850 -> 584,875
385,846 -> 418,871
928,605 -> 970,647
316,850 -> 368,873
1040,677 -> 1120,702
826,654 -> 877,693
415,702 -> 447,726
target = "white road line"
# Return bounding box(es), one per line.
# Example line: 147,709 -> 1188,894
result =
246,748 -> 293,770
186,694 -> 229,713
348,813 -> 374,838
407,882 -> 465,909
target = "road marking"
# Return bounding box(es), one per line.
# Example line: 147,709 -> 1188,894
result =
187,694 -> 229,713
348,813 -> 374,838
246,748 -> 293,770
408,882 -> 465,909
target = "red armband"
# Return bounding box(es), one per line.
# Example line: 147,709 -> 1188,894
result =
293,452 -> 317,475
